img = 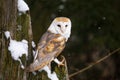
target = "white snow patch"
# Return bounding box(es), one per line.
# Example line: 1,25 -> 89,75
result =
8,39 -> 28,60
32,41 -> 36,58
50,72 -> 59,80
8,39 -> 28,69
4,31 -> 28,69
32,41 -> 36,48
4,31 -> 11,39
18,58 -> 25,69
42,66 -> 59,80
17,0 -> 29,13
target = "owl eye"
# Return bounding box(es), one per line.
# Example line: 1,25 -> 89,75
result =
57,24 -> 61,27
65,25 -> 68,27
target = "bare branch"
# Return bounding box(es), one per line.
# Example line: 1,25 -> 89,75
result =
69,48 -> 120,78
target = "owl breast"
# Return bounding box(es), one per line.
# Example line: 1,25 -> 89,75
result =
42,34 -> 66,57
51,35 -> 66,57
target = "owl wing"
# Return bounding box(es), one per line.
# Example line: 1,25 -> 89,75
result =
33,31 -> 50,61
26,31 -> 66,72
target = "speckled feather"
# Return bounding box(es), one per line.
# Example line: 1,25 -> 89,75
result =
25,17 -> 71,72
26,31 -> 66,72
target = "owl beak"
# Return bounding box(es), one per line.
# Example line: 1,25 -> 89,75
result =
60,28 -> 64,33
61,29 -> 64,33
60,26 -> 66,33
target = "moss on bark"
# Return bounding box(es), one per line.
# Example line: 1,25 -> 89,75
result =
0,0 -> 69,80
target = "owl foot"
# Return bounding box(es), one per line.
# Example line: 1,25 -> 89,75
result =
53,55 -> 65,67
58,55 -> 65,67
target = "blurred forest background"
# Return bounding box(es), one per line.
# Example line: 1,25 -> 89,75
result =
26,0 -> 120,80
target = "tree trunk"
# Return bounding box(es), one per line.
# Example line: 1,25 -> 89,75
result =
0,0 -> 33,80
0,0 -> 69,80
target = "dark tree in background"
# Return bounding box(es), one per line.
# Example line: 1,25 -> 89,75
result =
27,0 -> 120,80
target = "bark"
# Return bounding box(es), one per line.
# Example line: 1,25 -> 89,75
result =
0,0 -> 69,80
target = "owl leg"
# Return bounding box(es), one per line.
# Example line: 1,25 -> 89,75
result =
53,55 -> 65,67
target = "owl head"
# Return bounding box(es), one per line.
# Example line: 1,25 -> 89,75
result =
48,17 -> 71,41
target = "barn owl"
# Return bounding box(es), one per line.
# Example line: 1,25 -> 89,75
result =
26,17 -> 71,72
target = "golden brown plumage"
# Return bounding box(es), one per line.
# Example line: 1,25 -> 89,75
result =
25,17 -> 71,72
26,31 -> 66,72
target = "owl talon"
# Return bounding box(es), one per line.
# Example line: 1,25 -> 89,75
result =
54,55 -> 65,67
58,55 -> 65,67
58,61 -> 64,67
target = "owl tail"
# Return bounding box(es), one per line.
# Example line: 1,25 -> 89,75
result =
25,59 -> 45,72
25,64 -> 35,72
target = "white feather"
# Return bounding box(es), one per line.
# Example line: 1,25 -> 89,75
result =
48,17 -> 71,41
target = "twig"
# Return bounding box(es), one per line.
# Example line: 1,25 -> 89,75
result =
69,48 -> 120,78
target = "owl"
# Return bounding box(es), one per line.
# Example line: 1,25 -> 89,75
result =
26,17 -> 71,72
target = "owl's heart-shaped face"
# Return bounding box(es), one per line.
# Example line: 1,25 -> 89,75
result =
55,21 -> 69,34
48,17 -> 71,41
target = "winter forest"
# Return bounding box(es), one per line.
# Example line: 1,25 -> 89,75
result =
0,0 -> 120,80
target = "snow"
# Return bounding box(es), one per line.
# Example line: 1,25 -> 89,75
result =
4,31 -> 11,39
4,31 -> 28,69
42,66 -> 59,80
54,58 -> 61,64
8,39 -> 28,60
50,72 -> 59,80
32,41 -> 36,48
32,41 -> 36,57
17,0 -> 29,13
8,39 -> 28,68
18,58 -> 25,69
